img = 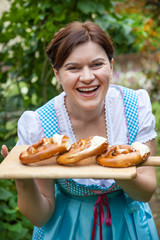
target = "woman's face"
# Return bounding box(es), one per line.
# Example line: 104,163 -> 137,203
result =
54,41 -> 113,111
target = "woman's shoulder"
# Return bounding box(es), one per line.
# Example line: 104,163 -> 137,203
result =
107,85 -> 150,103
16,92 -> 66,145
18,110 -> 38,124
17,110 -> 44,145
135,88 -> 152,106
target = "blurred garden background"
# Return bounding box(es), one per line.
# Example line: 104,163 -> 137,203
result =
0,0 -> 160,239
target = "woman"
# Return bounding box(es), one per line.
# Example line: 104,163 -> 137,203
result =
1,21 -> 158,240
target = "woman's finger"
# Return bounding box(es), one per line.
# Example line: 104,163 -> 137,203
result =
1,145 -> 9,158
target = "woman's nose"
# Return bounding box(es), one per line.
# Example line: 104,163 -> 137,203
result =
79,67 -> 95,82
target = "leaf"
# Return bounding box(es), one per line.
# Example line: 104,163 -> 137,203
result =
3,207 -> 17,215
3,222 -> 22,233
0,204 -> 6,217
95,3 -> 105,14
122,24 -> 132,35
0,187 -> 13,200
77,0 -> 96,14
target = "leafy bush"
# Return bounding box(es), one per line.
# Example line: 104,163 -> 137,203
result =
0,0 -> 141,159
0,180 -> 33,239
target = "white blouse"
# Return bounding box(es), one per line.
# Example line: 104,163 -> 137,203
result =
16,87 -> 157,187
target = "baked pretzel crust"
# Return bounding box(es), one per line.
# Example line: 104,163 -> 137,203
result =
97,143 -> 150,168
57,136 -> 108,165
19,135 -> 71,164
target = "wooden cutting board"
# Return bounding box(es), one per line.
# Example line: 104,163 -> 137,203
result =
0,145 -> 159,180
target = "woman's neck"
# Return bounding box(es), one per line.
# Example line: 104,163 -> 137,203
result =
65,96 -> 107,140
65,96 -> 105,123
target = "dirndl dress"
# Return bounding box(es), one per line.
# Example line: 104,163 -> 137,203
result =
32,85 -> 159,240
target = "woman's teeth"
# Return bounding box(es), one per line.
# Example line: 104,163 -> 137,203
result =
78,86 -> 98,92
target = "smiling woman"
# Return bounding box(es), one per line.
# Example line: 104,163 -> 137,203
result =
53,41 -> 112,116
46,21 -> 113,120
1,21 -> 159,240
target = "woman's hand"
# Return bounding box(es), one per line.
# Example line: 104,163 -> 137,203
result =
1,145 -> 9,158
115,139 -> 157,202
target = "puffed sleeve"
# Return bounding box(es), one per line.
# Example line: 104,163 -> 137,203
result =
135,89 -> 157,143
16,111 -> 44,145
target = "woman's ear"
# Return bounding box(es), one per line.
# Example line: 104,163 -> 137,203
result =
110,58 -> 114,76
110,58 -> 114,69
110,58 -> 114,81
53,68 -> 61,84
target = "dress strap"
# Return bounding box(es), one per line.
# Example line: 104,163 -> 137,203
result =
36,86 -> 139,144
110,85 -> 139,145
36,98 -> 60,137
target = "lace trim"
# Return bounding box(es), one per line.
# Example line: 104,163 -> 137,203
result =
135,133 -> 157,143
62,94 -> 77,143
62,94 -> 109,142
105,96 -> 112,145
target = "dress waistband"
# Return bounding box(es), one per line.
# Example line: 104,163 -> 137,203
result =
57,184 -> 123,202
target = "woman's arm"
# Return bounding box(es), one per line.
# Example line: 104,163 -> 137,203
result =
15,178 -> 55,227
116,139 -> 157,202
1,145 -> 55,227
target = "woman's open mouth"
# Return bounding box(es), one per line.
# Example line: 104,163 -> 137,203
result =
77,86 -> 99,95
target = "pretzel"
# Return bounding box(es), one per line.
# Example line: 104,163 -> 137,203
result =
96,142 -> 150,168
57,136 -> 108,165
19,134 -> 71,164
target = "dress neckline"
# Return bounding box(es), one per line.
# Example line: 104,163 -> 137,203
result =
62,93 -> 110,143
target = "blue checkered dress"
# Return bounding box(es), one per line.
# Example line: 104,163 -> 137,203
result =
32,85 -> 158,240
35,85 -> 139,197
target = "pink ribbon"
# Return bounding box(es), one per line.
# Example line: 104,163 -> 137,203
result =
91,194 -> 111,240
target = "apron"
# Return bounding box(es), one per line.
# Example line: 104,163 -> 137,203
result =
32,85 -> 159,240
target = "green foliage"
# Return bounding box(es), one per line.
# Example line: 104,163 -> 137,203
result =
95,13 -> 137,54
152,102 -> 160,156
0,180 -> 33,239
0,0 -> 148,159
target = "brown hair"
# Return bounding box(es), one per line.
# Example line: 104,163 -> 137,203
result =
46,21 -> 114,69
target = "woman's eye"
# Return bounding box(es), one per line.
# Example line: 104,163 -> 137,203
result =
67,66 -> 79,71
91,62 -> 103,68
